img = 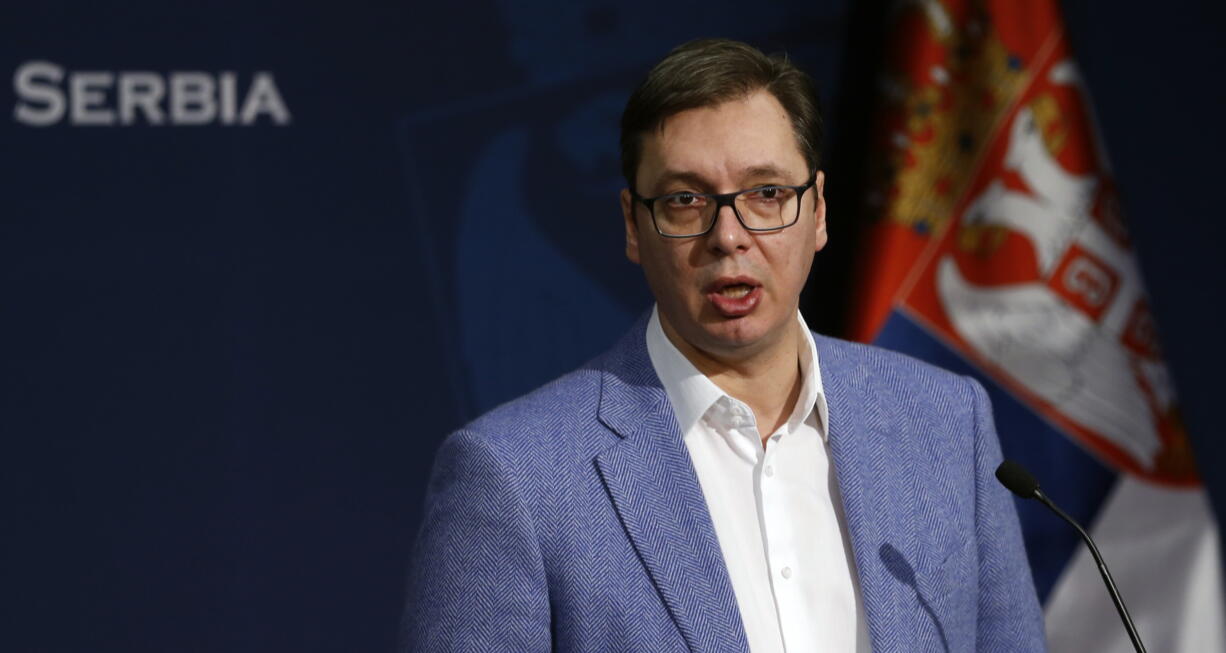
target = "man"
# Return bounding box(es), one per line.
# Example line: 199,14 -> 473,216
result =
402,39 -> 1045,652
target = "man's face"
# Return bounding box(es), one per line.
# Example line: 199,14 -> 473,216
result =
621,89 -> 827,361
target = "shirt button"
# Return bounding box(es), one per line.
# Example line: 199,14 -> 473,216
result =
781,567 -> 793,579
764,465 -> 775,477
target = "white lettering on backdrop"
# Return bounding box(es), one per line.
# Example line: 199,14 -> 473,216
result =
12,61 -> 291,126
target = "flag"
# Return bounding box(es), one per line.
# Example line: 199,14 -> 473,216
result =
850,1 -> 1224,649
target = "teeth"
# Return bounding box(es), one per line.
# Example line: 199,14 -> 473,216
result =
719,284 -> 752,298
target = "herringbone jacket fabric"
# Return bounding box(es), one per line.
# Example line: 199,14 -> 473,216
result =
402,314 -> 1046,652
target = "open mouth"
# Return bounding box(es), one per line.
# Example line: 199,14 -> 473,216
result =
717,283 -> 754,299
705,277 -> 763,317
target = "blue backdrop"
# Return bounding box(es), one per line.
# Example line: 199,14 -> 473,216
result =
3,1 -> 1223,651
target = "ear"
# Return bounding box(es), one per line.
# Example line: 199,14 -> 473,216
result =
621,188 -> 642,265
812,170 -> 828,253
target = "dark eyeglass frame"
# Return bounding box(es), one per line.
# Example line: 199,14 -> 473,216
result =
631,180 -> 816,238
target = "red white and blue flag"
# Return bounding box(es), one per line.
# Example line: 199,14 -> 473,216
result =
852,1 -> 1223,649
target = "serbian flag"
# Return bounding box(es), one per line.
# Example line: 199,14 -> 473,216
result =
850,1 -> 1224,649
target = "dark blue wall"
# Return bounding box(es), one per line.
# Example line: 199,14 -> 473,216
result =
2,1 -> 1221,651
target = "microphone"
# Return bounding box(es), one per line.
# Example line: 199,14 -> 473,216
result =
995,460 -> 1147,653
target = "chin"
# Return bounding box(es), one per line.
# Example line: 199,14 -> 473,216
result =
698,314 -> 778,350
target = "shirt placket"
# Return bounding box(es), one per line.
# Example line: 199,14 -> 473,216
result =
761,425 -> 806,651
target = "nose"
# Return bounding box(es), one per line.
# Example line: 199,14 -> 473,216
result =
706,204 -> 753,255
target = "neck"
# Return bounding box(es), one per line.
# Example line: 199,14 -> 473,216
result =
660,314 -> 805,444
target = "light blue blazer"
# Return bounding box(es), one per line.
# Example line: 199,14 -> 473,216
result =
402,315 -> 1046,652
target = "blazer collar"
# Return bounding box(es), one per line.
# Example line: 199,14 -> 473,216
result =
595,313 -> 749,653
816,334 -> 922,652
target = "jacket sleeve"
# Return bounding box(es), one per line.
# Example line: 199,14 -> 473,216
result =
400,428 -> 551,652
967,376 -> 1048,651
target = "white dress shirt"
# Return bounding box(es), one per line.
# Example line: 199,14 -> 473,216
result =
645,306 -> 871,653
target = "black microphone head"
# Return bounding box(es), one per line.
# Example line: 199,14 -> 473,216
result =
995,460 -> 1040,499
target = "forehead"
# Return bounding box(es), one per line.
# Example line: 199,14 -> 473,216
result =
637,89 -> 808,190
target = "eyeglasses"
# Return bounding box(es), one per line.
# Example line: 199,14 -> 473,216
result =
631,181 -> 815,238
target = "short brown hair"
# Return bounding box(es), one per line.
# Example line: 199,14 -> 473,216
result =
619,38 -> 824,191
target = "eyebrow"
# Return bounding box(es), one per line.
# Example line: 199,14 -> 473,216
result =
650,164 -> 798,193
741,164 -> 792,180
651,170 -> 710,193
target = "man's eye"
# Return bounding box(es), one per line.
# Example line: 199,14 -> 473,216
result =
746,186 -> 790,203
667,193 -> 705,208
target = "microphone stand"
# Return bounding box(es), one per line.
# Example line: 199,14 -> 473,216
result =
1032,488 -> 1147,653
996,460 -> 1147,653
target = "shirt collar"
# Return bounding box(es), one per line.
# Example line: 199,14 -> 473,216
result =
644,305 -> 829,441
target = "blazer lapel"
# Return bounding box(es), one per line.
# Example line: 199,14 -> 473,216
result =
817,335 -> 921,653
594,321 -> 748,653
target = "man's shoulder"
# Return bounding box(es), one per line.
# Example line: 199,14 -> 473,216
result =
814,332 -> 964,380
442,315 -> 651,470
426,365 -> 604,489
812,331 -> 980,401
466,358 -> 606,438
